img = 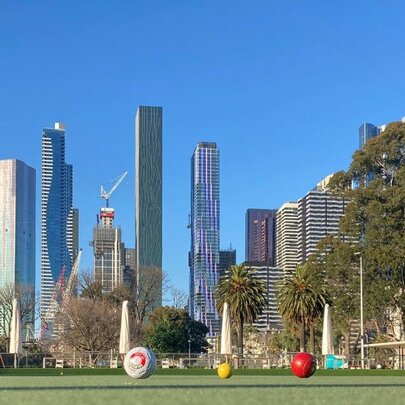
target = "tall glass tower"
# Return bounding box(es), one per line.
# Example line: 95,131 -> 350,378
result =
0,159 -> 36,334
359,123 -> 380,150
190,142 -> 220,336
135,106 -> 163,311
41,123 -> 76,329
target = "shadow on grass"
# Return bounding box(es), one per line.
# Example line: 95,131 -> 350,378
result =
5,384 -> 405,391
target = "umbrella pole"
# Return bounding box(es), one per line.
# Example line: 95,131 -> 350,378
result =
14,353 -> 17,369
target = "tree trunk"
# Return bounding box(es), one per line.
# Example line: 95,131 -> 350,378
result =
238,314 -> 244,367
299,321 -> 305,352
309,324 -> 315,354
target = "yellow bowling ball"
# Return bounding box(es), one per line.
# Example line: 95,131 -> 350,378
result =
217,362 -> 233,379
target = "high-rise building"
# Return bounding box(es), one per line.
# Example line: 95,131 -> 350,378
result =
0,159 -> 36,335
297,175 -> 347,264
135,106 -> 163,311
41,123 -> 78,327
92,208 -> 125,293
275,202 -> 298,277
219,248 -> 236,279
245,209 -> 277,266
243,262 -> 283,332
359,123 -> 381,150
189,142 -> 220,336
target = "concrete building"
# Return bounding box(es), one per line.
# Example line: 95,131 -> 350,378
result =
244,262 -> 283,332
245,209 -> 277,266
297,175 -> 347,264
275,202 -> 299,277
91,208 -> 125,293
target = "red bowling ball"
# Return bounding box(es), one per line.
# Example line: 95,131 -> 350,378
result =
291,352 -> 317,378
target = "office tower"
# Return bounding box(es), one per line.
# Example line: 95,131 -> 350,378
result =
243,261 -> 283,332
275,202 -> 299,277
92,208 -> 125,293
219,248 -> 236,279
135,106 -> 163,311
359,123 -> 381,150
41,123 -> 77,327
245,209 -> 277,266
123,247 -> 136,290
0,159 -> 36,336
297,175 -> 347,264
189,142 -> 220,336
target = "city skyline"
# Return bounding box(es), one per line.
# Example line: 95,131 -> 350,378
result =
1,2 -> 405,296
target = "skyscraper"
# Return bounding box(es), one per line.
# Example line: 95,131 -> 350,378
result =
245,209 -> 277,266
135,106 -> 163,311
0,159 -> 36,333
275,202 -> 298,277
41,123 -> 77,327
297,174 -> 347,264
189,142 -> 220,336
359,123 -> 381,150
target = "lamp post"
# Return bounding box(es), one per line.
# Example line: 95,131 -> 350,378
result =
188,339 -> 191,365
355,252 -> 365,369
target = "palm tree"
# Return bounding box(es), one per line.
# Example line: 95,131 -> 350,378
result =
215,264 -> 267,358
277,265 -> 329,353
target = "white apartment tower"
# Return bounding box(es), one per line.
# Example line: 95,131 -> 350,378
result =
275,202 -> 299,277
297,174 -> 347,264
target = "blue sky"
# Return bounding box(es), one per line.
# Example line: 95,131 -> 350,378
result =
1,1 -> 405,301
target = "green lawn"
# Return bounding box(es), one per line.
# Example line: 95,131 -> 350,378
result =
2,374 -> 405,405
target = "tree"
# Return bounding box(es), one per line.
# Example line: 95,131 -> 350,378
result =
0,283 -> 37,344
144,307 -> 209,354
58,298 -> 121,354
215,264 -> 267,358
329,121 -> 405,340
277,265 -> 329,353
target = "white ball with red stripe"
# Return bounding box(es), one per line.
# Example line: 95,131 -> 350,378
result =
124,347 -> 156,379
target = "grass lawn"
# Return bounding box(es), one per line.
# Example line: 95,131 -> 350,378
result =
2,373 -> 405,405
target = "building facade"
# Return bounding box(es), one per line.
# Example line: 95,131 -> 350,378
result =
275,202 -> 299,277
189,142 -> 220,336
297,175 -> 347,264
359,123 -> 381,150
41,123 -> 78,327
243,262 -> 283,332
219,248 -> 236,279
135,106 -> 163,311
0,159 -> 36,336
92,208 -> 125,293
245,209 -> 277,266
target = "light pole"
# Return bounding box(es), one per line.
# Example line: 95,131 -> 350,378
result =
355,252 -> 365,369
188,339 -> 191,365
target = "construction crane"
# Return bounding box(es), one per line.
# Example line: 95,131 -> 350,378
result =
100,171 -> 128,207
40,250 -> 83,337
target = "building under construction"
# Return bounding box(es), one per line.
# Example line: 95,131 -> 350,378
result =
91,208 -> 126,293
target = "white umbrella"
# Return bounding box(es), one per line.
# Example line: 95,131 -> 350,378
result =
119,300 -> 130,355
220,302 -> 232,356
9,298 -> 22,368
322,304 -> 334,355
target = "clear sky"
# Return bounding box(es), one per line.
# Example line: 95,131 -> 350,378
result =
1,1 -> 405,302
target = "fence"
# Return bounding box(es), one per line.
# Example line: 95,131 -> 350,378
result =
1,351 -> 405,370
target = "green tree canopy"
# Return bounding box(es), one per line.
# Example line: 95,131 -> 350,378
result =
144,307 -> 209,354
